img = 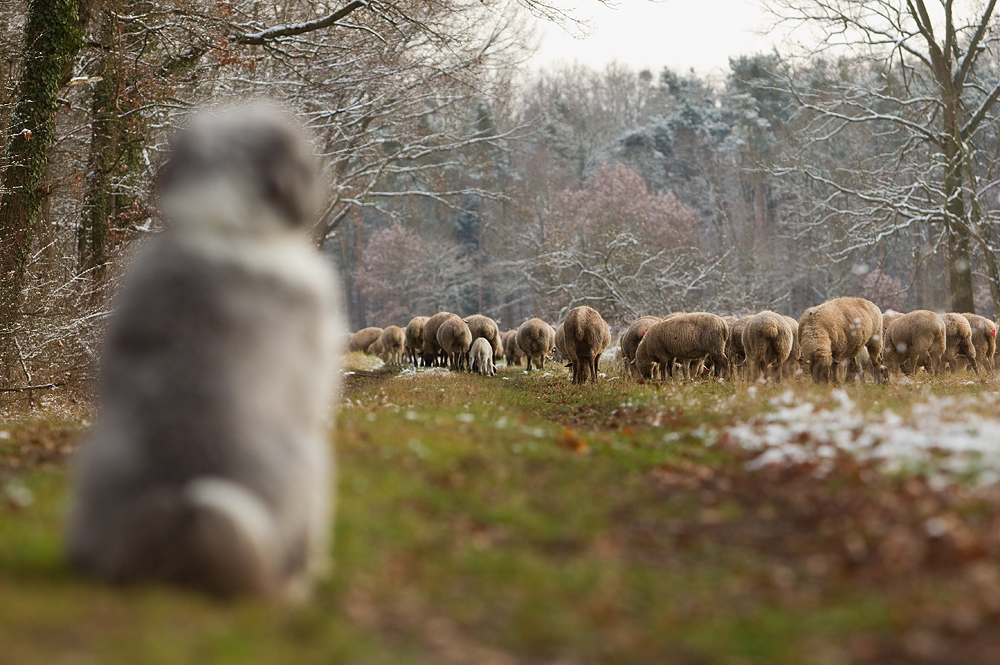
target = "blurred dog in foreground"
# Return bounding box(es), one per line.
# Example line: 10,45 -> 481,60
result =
67,107 -> 344,601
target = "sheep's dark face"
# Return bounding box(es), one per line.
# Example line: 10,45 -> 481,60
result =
810,356 -> 832,383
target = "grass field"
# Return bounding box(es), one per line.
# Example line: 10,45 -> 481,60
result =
3,354 -> 1000,664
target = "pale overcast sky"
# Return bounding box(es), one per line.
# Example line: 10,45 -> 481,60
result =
530,0 -> 776,76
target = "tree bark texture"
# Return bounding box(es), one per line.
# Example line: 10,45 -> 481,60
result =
0,0 -> 86,342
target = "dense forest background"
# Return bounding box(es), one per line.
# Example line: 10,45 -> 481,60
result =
3,0 -> 1000,386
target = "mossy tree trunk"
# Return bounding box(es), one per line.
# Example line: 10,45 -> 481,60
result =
0,0 -> 87,370
79,4 -> 117,277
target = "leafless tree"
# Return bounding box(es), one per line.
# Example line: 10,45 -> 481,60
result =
766,0 -> 1000,313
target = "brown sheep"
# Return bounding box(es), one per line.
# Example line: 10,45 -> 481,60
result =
634,313 -> 729,381
376,325 -> 405,365
882,310 -> 946,377
502,330 -> 525,367
882,309 -> 904,335
962,313 -> 997,372
404,316 -> 429,366
348,327 -> 383,354
798,297 -> 883,384
422,312 -> 460,367
725,315 -> 752,379
465,315 -> 502,359
562,306 -> 612,384
742,311 -> 793,383
620,316 -> 662,378
516,318 -> 556,371
780,315 -> 800,380
469,337 -> 496,376
941,312 -> 978,373
437,317 -> 472,371
554,323 -> 571,378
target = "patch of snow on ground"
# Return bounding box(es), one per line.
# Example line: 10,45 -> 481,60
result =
723,389 -> 1000,484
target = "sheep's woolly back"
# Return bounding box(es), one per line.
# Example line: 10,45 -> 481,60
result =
377,326 -> 405,363
562,306 -> 612,383
883,310 -> 946,373
726,315 -> 752,363
782,315 -> 800,359
422,312 -> 460,356
798,297 -> 882,362
516,319 -> 553,355
742,311 -> 793,379
943,312 -> 972,338
640,312 -> 729,369
405,316 -> 429,350
469,337 -> 495,376
379,325 -> 404,348
941,312 -> 977,369
563,306 -> 611,358
882,309 -> 903,334
437,318 -> 472,354
797,297 -> 882,383
963,313 -> 997,368
465,315 -> 501,356
620,316 -> 662,364
349,327 -> 383,353
516,318 -> 556,369
554,323 -> 567,358
503,330 -> 525,365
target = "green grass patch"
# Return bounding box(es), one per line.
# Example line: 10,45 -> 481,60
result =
1,357 -> 998,663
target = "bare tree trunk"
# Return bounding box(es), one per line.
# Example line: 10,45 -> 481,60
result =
945,137 -> 976,312
80,5 -> 117,278
354,210 -> 365,328
0,0 -> 87,372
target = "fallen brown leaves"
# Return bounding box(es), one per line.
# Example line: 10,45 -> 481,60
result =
0,421 -> 78,477
636,442 -> 1000,663
555,427 -> 588,454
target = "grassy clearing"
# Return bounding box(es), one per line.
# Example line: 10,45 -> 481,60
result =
3,354 -> 1000,664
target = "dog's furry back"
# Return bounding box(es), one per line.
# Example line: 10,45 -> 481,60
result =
67,108 -> 343,600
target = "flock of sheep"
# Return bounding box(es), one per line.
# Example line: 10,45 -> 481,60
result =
347,297 -> 999,385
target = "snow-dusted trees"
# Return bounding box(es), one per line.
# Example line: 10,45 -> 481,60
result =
0,0 -> 88,369
766,0 -> 1000,313
0,0 -> 537,389
518,162 -> 703,323
352,223 -> 478,327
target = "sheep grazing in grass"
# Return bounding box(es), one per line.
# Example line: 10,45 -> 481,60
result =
882,309 -> 903,335
962,313 -> 997,372
554,323 -> 570,377
725,315 -> 751,379
517,318 -> 556,371
620,316 -> 662,378
941,312 -> 979,373
422,312 -> 460,367
404,316 -> 429,366
437,317 -> 472,371
742,311 -> 793,383
882,309 -> 946,377
502,330 -> 525,367
798,297 -> 883,384
469,337 -> 496,376
348,327 -> 383,354
635,313 -> 729,381
781,315 -> 800,380
562,306 -> 612,384
465,315 -> 502,359
550,323 -> 566,363
376,325 -> 405,365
